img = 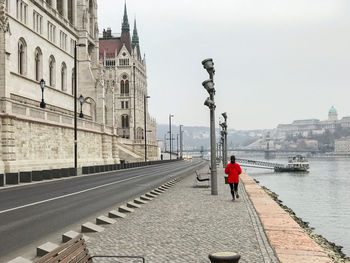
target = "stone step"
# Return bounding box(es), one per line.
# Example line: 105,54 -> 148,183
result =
140,195 -> 152,201
96,215 -> 117,225
150,190 -> 161,195
37,242 -> 59,257
108,210 -> 127,218
118,205 -> 134,213
134,198 -> 148,204
7,257 -> 32,263
145,192 -> 157,198
81,222 -> 105,233
127,201 -> 141,209
62,230 -> 89,243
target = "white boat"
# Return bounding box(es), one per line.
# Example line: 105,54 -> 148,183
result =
274,155 -> 310,172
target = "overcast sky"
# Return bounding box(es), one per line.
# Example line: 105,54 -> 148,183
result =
98,0 -> 350,130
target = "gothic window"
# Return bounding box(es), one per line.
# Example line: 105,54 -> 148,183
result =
49,55 -> 56,86
33,11 -> 43,34
125,80 -> 129,94
120,80 -> 125,95
34,47 -> 42,81
125,101 -> 129,109
121,101 -> 124,109
47,22 -> 56,43
121,115 -> 129,128
16,0 -> 27,24
18,38 -> 27,75
61,62 -> 67,91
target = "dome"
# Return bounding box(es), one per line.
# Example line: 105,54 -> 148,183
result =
329,106 -> 337,114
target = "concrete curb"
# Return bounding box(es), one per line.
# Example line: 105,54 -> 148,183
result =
96,216 -> 117,225
81,222 -> 105,233
36,242 -> 59,257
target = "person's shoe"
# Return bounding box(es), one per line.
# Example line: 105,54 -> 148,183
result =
236,193 -> 240,198
232,197 -> 235,201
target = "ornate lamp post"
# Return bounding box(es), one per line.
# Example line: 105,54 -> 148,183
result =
79,95 -> 84,118
169,114 -> 174,160
222,112 -> 228,166
202,58 -> 217,195
39,79 -> 46,109
74,42 -> 86,176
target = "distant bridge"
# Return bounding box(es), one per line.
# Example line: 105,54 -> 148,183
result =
236,158 -> 285,170
183,148 -> 320,154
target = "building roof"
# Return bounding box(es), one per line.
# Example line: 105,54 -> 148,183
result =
329,106 -> 337,114
99,38 -> 122,59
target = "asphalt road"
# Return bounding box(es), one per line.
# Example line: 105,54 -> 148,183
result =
0,159 -> 205,262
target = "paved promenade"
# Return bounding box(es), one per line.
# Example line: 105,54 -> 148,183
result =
86,165 -> 280,263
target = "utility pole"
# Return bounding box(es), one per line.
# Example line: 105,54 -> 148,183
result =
179,125 -> 183,159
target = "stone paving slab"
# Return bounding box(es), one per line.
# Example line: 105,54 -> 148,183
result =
240,173 -> 332,263
86,167 -> 279,263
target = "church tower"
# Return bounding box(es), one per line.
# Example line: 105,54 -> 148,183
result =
120,3 -> 132,54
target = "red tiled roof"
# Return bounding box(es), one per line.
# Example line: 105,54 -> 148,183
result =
99,38 -> 122,59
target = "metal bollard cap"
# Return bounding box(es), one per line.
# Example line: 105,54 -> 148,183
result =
208,251 -> 241,263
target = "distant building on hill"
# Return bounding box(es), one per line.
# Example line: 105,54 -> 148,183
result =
276,106 -> 350,138
335,137 -> 350,154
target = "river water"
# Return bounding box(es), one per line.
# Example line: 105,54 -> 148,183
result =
236,154 -> 350,257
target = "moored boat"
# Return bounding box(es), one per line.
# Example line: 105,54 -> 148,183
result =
274,155 -> 310,172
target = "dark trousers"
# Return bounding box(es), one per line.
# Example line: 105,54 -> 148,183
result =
229,182 -> 239,198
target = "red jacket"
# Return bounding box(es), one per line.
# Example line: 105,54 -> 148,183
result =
225,162 -> 242,183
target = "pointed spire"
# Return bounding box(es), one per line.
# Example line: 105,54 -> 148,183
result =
132,19 -> 139,48
122,2 -> 130,32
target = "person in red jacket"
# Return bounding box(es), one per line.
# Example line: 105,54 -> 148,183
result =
225,155 -> 242,201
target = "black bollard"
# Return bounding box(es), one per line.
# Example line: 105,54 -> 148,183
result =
208,252 -> 241,263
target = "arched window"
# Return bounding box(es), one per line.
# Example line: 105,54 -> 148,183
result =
71,68 -> 75,95
34,47 -> 42,81
121,114 -> 129,128
61,62 -> 67,91
18,38 -> 27,75
49,55 -> 56,87
125,80 -> 129,94
120,75 -> 129,96
120,80 -> 125,95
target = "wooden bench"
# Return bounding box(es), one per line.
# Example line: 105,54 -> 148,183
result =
34,234 -> 145,263
193,170 -> 210,187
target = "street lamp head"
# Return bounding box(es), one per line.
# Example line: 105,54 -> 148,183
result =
40,79 -> 45,90
169,114 -> 174,118
79,95 -> 84,104
202,79 -> 215,94
201,58 -> 215,75
222,112 -> 227,120
204,97 -> 215,109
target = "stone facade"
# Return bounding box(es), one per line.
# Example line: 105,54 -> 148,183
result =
0,0 -> 159,174
98,4 -> 158,160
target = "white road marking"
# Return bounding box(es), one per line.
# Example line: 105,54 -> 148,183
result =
0,174 -> 146,215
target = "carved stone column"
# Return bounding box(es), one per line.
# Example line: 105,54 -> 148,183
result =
51,0 -> 57,10
62,0 -> 68,19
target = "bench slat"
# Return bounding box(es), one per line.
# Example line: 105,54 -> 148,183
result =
61,246 -> 89,263
75,253 -> 92,263
51,242 -> 86,263
34,234 -> 84,263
